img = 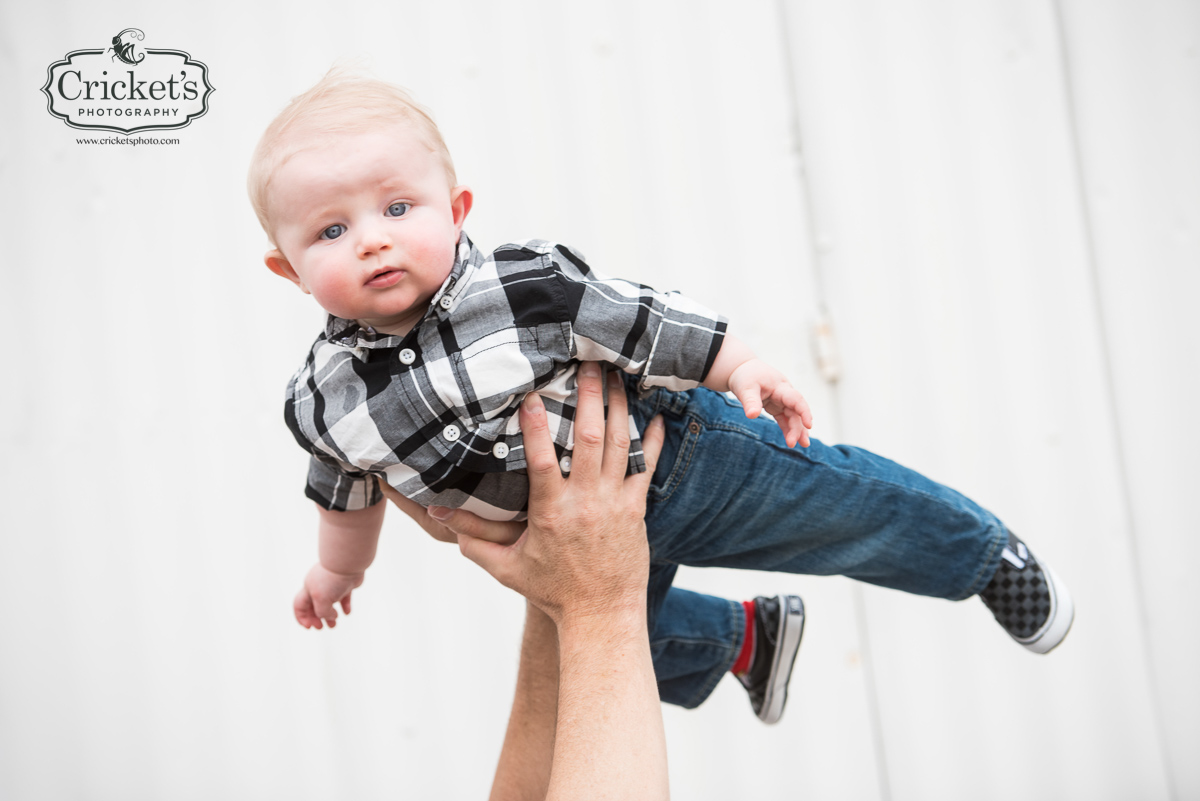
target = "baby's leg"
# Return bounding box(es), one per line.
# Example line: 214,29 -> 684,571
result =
634,387 -> 1004,597
647,565 -> 740,709
648,566 -> 805,722
633,386 -> 1071,652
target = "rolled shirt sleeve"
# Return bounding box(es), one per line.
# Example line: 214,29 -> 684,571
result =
549,243 -> 727,391
303,452 -> 384,512
286,367 -> 385,513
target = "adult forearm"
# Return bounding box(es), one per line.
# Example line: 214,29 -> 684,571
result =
546,611 -> 669,801
489,603 -> 560,801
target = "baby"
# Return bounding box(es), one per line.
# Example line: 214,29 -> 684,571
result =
249,71 -> 1073,724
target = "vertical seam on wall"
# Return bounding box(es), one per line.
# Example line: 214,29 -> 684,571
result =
1049,2 -> 1178,798
773,2 -> 891,800
774,2 -> 830,310
852,586 -> 891,801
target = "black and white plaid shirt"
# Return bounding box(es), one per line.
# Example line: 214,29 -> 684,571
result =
285,233 -> 727,520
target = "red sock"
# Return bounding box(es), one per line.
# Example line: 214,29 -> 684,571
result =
730,600 -> 756,676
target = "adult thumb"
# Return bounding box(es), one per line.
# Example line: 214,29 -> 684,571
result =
458,531 -> 517,590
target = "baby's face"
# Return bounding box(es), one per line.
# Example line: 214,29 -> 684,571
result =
265,123 -> 470,333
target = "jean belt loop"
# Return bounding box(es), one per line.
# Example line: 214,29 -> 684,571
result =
667,390 -> 688,415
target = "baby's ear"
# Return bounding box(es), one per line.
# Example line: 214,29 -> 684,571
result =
265,249 -> 309,294
450,185 -> 473,231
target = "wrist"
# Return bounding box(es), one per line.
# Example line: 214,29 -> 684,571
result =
316,560 -> 366,580
725,356 -> 760,386
703,335 -> 756,391
555,598 -> 647,644
555,610 -> 650,689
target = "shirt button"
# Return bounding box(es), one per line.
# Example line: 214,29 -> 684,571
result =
399,348 -> 416,365
439,295 -> 453,310
443,425 -> 461,442
559,456 -> 571,473
492,442 -> 510,459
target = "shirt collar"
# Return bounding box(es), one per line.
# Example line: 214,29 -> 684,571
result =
431,230 -> 484,315
324,231 -> 484,352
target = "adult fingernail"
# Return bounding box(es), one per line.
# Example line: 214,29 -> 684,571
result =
581,362 -> 600,378
428,506 -> 453,521
522,394 -> 543,415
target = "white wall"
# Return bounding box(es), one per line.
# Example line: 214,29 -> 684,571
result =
1,1 -> 1195,799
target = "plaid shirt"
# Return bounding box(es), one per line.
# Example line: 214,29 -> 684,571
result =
285,233 -> 727,520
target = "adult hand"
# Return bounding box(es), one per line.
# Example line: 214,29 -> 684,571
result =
454,362 -> 665,624
439,361 -> 669,801
380,481 -> 524,545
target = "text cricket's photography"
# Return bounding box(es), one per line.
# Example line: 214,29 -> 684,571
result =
41,27 -> 214,136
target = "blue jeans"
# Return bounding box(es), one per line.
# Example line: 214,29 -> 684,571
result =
630,383 -> 1009,708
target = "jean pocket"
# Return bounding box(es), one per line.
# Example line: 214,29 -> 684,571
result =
648,415 -> 704,504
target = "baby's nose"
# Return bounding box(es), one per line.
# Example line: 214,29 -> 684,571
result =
356,224 -> 392,257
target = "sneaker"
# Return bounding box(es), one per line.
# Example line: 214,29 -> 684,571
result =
979,532 -> 1074,654
736,594 -> 805,724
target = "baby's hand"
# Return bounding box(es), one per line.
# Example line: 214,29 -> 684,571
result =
294,563 -> 364,630
727,358 -> 814,448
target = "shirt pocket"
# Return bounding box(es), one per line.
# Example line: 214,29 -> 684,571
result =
443,323 -> 570,427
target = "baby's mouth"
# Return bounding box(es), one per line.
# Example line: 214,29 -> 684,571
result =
365,268 -> 404,288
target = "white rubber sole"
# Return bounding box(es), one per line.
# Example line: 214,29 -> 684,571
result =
759,595 -> 805,724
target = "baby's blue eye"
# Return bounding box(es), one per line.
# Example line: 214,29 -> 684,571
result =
386,202 -> 411,217
320,224 -> 346,240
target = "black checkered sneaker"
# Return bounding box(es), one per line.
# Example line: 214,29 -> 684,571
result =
736,595 -> 805,724
979,533 -> 1074,654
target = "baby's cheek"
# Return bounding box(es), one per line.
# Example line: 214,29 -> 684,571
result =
413,238 -> 457,282
418,233 -> 456,265
309,275 -> 359,317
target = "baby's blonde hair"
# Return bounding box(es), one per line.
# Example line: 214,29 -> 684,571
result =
247,68 -> 456,242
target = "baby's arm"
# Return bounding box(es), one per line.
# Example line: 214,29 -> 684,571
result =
294,501 -> 385,629
545,244 -> 812,445
702,334 -> 814,448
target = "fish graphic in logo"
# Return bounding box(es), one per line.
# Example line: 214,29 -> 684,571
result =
108,28 -> 145,66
